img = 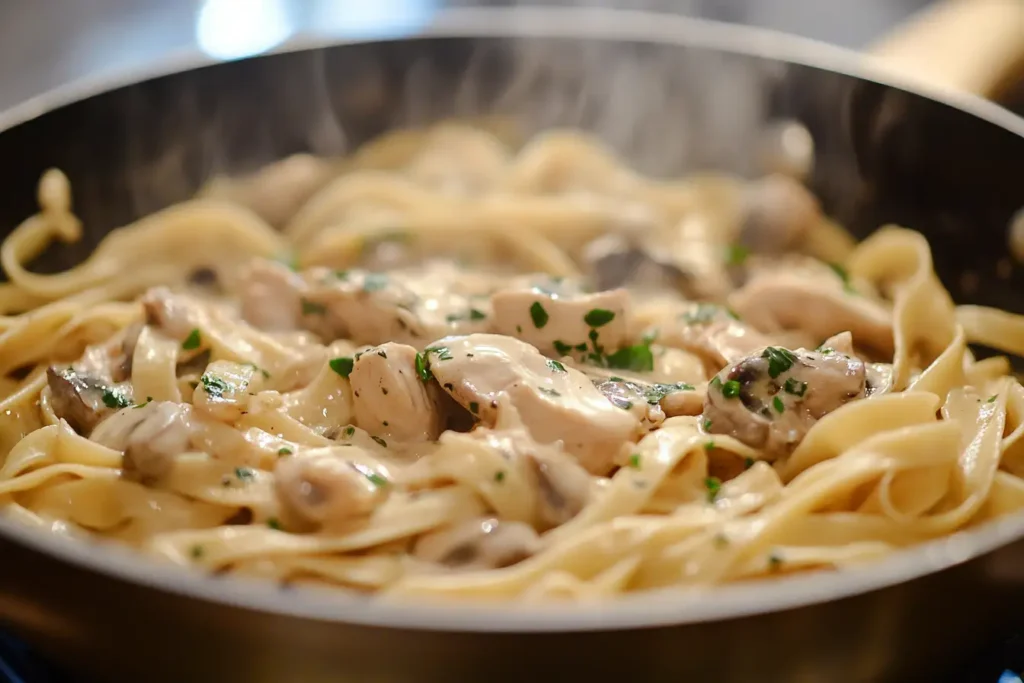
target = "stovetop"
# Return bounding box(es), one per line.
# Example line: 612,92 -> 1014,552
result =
0,630 -> 1021,683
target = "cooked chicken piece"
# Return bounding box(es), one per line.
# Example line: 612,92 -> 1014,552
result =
427,334 -> 639,474
237,260 -> 492,347
653,302 -> 771,373
92,401 -> 194,482
274,451 -> 389,526
413,517 -> 539,570
819,331 -> 855,356
729,262 -> 893,356
191,361 -> 266,423
349,342 -> 445,442
703,346 -> 866,458
46,366 -> 132,434
201,154 -> 338,227
472,428 -> 592,528
738,174 -> 821,255
490,283 -> 632,360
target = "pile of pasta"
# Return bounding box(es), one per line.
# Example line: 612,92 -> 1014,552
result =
0,122 -> 1023,602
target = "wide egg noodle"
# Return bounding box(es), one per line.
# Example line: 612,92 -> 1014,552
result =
0,123 -> 1022,601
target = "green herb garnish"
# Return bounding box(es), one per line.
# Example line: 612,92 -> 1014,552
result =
584,308 -> 616,327
628,453 -> 642,469
267,517 -> 282,530
773,396 -> 786,414
199,374 -> 231,398
553,340 -> 574,356
363,273 -> 388,292
182,328 -> 202,350
744,457 -> 756,470
784,378 -> 808,397
530,301 -> 549,329
705,476 -> 722,502
644,382 -> 695,405
605,343 -> 655,373
987,394 -> 998,403
101,388 -> 131,409
725,244 -> 750,266
344,426 -> 355,438
827,262 -> 856,293
539,387 -> 561,397
721,380 -> 742,399
190,545 -> 204,559
468,401 -> 479,415
762,346 -> 797,379
234,467 -> 256,482
494,471 -> 506,483
329,357 -> 354,378
703,418 -> 712,431
278,447 -> 292,456
546,359 -> 566,373
415,352 -> 432,382
371,436 -> 387,448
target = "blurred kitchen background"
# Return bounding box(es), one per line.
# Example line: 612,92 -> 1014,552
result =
0,0 -> 942,115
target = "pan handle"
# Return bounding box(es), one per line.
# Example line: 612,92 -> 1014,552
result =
866,0 -> 1024,101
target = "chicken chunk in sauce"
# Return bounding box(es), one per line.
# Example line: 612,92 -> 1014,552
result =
703,345 -> 866,458
426,334 -> 639,474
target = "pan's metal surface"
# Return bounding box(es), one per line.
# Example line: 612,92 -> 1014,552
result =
0,8 -> 1023,683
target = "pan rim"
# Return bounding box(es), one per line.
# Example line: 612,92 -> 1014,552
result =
0,5 -> 1022,632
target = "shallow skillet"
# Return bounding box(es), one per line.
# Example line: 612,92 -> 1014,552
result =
0,5 -> 1024,683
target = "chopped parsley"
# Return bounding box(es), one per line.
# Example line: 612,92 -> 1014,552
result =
300,299 -> 327,315
987,394 -> 998,403
584,308 -> 616,327
530,301 -> 549,329
705,476 -> 722,503
329,357 -> 354,378
703,418 -> 712,431
494,471 -> 506,483
363,273 -> 388,292
371,436 -> 388,448
704,440 -> 715,452
278,447 -> 292,456
447,308 -> 487,323
190,545 -> 204,559
784,378 -> 808,397
539,387 -> 561,397
721,380 -> 742,399
768,552 -> 784,571
762,346 -> 797,378
553,340 -> 574,356
628,453 -> 642,469
133,396 -> 153,409
343,426 -> 355,438
182,328 -> 202,350
644,382 -> 694,405
101,388 -> 131,409
773,396 -> 786,414
468,401 -> 479,415
425,345 -> 453,361
365,470 -> 388,487
377,350 -> 387,359
714,533 -> 730,548
234,467 -> 256,482
725,244 -> 750,266
415,352 -> 432,382
818,346 -> 835,356
605,342 -> 655,373
546,359 -> 566,373
199,374 -> 232,398
266,517 -> 282,530
244,363 -> 271,379
744,457 -> 756,470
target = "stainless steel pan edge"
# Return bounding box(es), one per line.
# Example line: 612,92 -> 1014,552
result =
0,8 -> 1023,683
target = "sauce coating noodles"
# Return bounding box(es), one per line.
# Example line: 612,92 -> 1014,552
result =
1,123 -> 1023,602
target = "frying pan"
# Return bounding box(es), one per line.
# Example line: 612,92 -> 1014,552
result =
0,4 -> 1023,683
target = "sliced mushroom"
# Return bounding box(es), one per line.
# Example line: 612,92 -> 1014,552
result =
490,282 -> 631,360
729,262 -> 894,356
426,334 -> 639,475
274,452 -> 389,526
349,342 -> 446,442
738,174 -> 821,255
702,346 -> 866,458
92,401 -> 194,483
591,378 -> 666,430
413,517 -> 539,570
115,322 -> 144,382
46,366 -> 131,434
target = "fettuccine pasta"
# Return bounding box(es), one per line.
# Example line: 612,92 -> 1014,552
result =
0,123 -> 1022,602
